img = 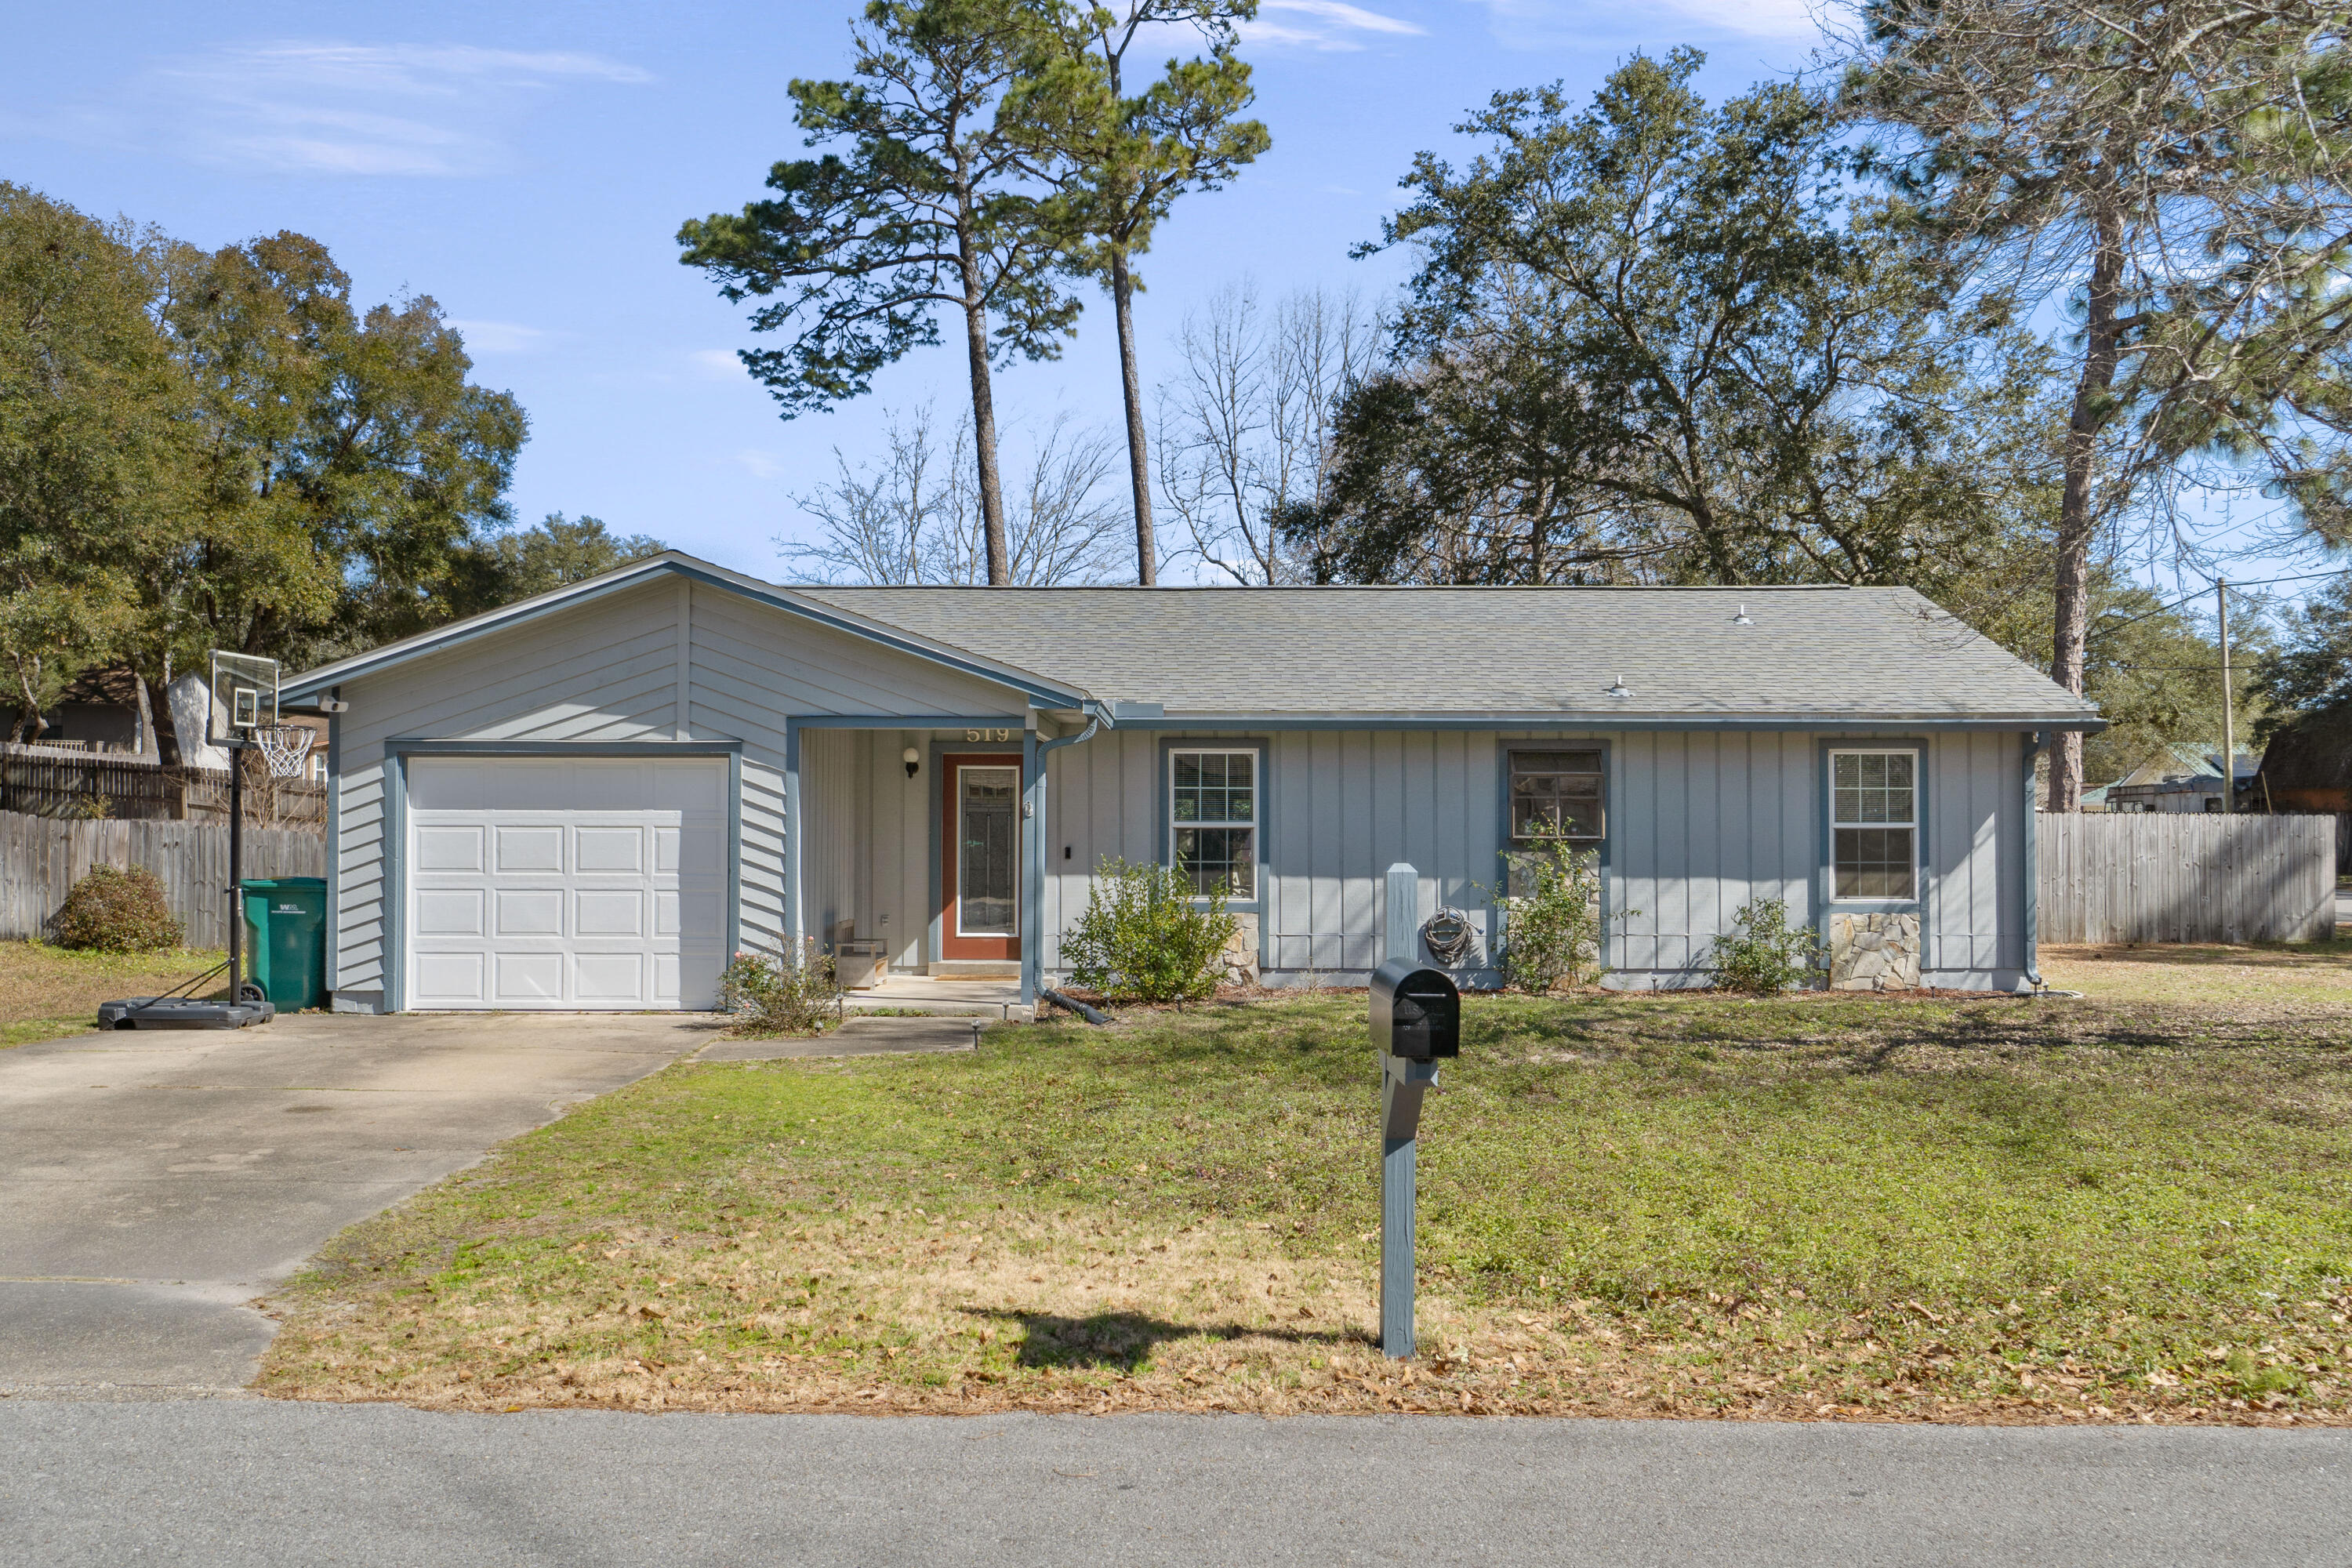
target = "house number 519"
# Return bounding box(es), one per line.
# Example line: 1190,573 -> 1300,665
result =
965,728 -> 1013,742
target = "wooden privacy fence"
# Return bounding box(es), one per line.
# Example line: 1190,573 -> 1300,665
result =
2038,811 -> 2337,945
0,810 -> 326,949
0,749 -> 325,826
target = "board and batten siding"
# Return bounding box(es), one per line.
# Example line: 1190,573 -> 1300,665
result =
1036,726 -> 2027,989
326,578 -> 1024,1007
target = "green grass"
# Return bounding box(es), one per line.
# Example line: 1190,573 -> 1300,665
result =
0,940 -> 229,1047
263,984 -> 2352,1421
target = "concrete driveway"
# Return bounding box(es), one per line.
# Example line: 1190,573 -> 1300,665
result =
0,1012 -> 723,1396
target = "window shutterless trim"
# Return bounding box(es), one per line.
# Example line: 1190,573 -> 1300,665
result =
1503,745 -> 1608,847
1494,739 -> 1613,981
1155,737 -> 1267,917
1817,738 -> 1928,924
1167,745 -> 1261,902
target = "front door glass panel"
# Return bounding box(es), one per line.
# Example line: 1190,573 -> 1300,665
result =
957,765 -> 1018,935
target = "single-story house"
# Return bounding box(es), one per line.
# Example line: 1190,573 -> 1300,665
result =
278,552 -> 2102,1014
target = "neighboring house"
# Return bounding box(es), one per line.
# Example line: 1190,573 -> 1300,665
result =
5,665 -> 325,779
278,553 -> 2102,1014
2099,743 -> 2257,814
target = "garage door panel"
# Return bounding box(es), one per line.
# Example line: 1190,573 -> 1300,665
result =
575,826 -> 644,873
494,889 -> 564,937
575,764 -> 652,810
495,826 -> 565,873
407,757 -> 727,1011
413,952 -> 488,1005
575,890 -> 644,936
572,953 -> 646,1002
657,762 -> 725,810
416,826 -> 485,872
494,953 -> 564,1002
415,889 -> 485,937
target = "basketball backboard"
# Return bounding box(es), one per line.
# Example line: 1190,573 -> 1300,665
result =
208,652 -> 280,745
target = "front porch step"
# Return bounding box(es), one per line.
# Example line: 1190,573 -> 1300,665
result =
927,961 -> 1022,979
840,995 -> 1033,1023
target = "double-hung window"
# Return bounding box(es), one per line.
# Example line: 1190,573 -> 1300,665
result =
1831,749 -> 1918,901
1171,749 -> 1257,899
1508,750 -> 1605,845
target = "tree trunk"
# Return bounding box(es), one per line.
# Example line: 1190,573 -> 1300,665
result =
2050,219 -> 2125,811
953,208 -> 1011,585
10,654 -> 43,743
1111,248 -> 1156,586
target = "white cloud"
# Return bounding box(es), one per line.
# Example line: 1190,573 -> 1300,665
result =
447,318 -> 561,354
736,450 -> 789,481
21,42 -> 649,176
1461,0 -> 1825,48
1240,0 -> 1426,50
691,349 -> 747,381
1653,0 -> 1823,37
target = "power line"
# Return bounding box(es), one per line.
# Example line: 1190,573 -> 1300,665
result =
2082,566 -> 2349,646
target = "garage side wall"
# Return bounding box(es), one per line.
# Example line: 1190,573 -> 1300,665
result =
326,577 -> 1025,1011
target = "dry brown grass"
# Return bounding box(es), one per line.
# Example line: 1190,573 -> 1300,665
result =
261,978 -> 2352,1427
0,939 -> 226,1047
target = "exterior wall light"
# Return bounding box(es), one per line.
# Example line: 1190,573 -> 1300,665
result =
903,746 -> 921,778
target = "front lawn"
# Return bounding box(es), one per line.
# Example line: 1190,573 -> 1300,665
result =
0,940 -> 228,1047
260,971 -> 2352,1424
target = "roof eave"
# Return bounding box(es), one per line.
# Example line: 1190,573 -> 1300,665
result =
1110,710 -> 2107,732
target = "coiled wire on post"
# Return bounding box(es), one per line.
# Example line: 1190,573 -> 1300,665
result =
1419,907 -> 1476,967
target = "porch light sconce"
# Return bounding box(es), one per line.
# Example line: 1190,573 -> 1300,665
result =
902,746 -> 921,778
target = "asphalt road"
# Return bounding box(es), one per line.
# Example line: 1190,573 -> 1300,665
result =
6,1403 -> 2347,1567
0,1012 -> 720,1394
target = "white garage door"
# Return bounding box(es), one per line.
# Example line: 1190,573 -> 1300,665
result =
405,757 -> 728,1010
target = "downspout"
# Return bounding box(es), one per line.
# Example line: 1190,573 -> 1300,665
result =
1022,713 -> 1104,1011
2024,731 -> 2047,993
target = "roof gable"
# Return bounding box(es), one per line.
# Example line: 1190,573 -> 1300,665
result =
281,554 -> 1094,711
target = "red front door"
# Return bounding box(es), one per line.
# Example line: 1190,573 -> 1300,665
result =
941,753 -> 1022,960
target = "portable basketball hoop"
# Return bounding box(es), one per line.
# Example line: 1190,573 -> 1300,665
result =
254,723 -> 316,779
96,652 -> 296,1025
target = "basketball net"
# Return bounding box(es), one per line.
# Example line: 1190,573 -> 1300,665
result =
253,724 -> 316,779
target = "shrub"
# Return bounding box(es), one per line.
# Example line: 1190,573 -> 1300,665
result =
1711,897 -> 1822,993
1061,856 -> 1239,1005
1492,833 -> 1610,993
720,942 -> 837,1035
52,865 -> 183,953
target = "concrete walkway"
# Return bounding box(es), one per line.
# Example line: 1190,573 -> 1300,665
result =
7,1403 -> 2347,1566
0,1012 -> 720,1396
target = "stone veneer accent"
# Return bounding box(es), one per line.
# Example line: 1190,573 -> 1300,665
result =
1223,912 -> 1261,984
1828,912 -> 1921,991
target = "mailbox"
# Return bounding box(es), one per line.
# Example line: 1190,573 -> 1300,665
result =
1370,959 -> 1460,1061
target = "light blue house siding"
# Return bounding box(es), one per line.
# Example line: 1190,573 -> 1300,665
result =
292,557 -> 2071,1012
1028,725 -> 2024,991
320,575 -> 1035,1013
797,722 -> 2027,993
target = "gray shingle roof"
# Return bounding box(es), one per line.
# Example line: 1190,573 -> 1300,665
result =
797,583 -> 2100,726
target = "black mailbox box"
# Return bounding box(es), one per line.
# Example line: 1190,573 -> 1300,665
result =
1370,959 -> 1460,1061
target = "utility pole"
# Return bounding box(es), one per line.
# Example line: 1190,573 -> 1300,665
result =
2217,578 -> 2234,816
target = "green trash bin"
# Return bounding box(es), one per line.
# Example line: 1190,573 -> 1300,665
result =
240,877 -> 328,1012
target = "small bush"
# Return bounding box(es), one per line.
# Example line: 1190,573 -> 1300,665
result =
1711,897 -> 1822,993
1494,834 -> 1610,993
720,942 -> 837,1035
52,865 -> 183,953
1061,856 -> 1238,1005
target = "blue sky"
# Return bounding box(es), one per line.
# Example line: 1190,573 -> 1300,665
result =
4,0 -> 1835,583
